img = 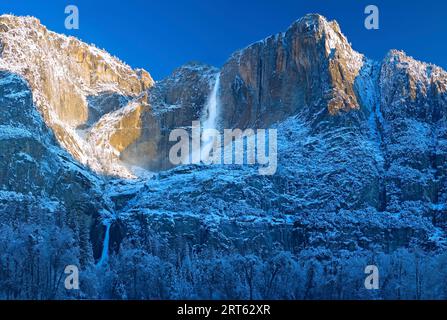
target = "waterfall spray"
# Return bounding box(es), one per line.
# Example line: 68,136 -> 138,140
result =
200,73 -> 221,162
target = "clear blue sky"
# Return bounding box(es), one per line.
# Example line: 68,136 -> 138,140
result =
0,0 -> 446,80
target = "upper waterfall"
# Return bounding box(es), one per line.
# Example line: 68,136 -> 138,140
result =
200,73 -> 221,162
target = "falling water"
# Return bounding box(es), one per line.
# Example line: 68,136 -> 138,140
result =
96,221 -> 111,268
200,74 -> 221,162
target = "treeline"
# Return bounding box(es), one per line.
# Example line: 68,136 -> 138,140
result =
1,197 -> 447,300
1,220 -> 447,300
92,242 -> 447,300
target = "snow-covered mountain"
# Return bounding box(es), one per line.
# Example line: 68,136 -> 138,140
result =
1,13 -> 447,299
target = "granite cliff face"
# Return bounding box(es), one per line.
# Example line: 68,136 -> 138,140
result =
121,62 -> 218,170
85,62 -> 219,172
90,14 -> 367,171
379,50 -> 447,217
0,15 -> 154,177
0,70 -> 112,267
219,14 -> 364,131
1,13 -> 447,299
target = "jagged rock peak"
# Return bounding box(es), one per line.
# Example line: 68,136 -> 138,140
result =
163,61 -> 218,87
289,13 -> 341,38
383,49 -> 447,81
299,14 -> 359,58
172,61 -> 218,73
233,14 -> 359,61
379,49 -> 447,123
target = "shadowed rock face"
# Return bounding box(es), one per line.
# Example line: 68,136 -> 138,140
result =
84,92 -> 133,127
0,70 -> 110,260
378,51 -> 447,213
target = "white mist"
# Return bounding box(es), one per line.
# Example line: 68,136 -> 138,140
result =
188,73 -> 221,164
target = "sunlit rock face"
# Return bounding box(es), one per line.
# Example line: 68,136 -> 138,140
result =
0,15 -> 154,177
218,14 -> 365,131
